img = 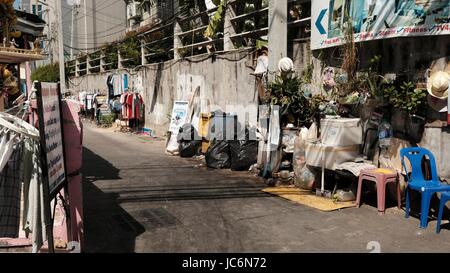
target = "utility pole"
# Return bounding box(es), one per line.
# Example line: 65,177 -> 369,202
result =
84,0 -> 88,53
268,0 -> 288,80
70,5 -> 75,59
56,0 -> 66,93
70,4 -> 79,59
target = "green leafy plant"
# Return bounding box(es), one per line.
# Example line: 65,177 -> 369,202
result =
99,114 -> 116,127
302,63 -> 314,84
204,0 -> 226,39
120,32 -> 141,68
383,82 -> 427,114
31,63 -> 59,82
103,44 -> 118,69
268,74 -> 314,126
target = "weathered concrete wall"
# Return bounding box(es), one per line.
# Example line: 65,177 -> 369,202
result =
310,35 -> 450,87
68,50 -> 259,136
308,35 -> 450,178
420,126 -> 450,178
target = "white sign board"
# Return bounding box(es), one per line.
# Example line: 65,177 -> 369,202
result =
37,82 -> 66,196
169,101 -> 189,134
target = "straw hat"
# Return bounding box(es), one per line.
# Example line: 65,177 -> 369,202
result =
427,64 -> 450,100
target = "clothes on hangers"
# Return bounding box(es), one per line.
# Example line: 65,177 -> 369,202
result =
0,112 -> 49,252
0,131 -> 20,173
125,92 -> 144,120
133,93 -> 144,120
78,91 -> 87,111
0,139 -> 23,238
86,94 -> 93,110
120,92 -> 129,118
22,138 -> 48,253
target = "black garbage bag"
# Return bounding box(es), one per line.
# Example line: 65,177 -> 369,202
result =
205,139 -> 231,169
229,127 -> 258,171
179,140 -> 202,158
178,124 -> 202,158
229,140 -> 258,171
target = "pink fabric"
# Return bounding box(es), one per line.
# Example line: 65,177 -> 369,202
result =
61,100 -> 84,250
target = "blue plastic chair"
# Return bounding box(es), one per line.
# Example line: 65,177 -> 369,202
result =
400,147 -> 450,229
436,192 -> 450,233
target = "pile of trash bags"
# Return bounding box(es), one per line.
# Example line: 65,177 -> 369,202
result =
206,127 -> 258,171
176,121 -> 258,172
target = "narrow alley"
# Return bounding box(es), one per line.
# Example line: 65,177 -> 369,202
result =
82,123 -> 450,253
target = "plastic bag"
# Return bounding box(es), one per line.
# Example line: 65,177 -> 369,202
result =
230,127 -> 258,171
306,122 -> 318,142
205,140 -> 231,169
293,127 -> 316,190
177,124 -> 202,158
177,124 -> 200,142
334,189 -> 356,202
179,140 -> 202,158
229,140 -> 258,171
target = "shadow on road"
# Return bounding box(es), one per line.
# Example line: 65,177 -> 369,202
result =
82,147 -> 145,253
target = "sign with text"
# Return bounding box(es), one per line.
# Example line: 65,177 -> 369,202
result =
169,101 -> 189,135
37,82 -> 66,197
312,0 -> 450,50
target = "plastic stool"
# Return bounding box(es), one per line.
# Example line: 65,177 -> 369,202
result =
356,168 -> 401,215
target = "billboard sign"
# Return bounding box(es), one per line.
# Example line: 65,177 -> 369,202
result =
312,0 -> 450,50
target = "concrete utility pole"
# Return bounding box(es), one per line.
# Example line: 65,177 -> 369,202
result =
70,5 -> 76,59
268,0 -> 288,79
56,0 -> 66,93
84,0 -> 88,53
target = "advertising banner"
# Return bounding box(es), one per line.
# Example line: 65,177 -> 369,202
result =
169,101 -> 189,135
312,0 -> 450,50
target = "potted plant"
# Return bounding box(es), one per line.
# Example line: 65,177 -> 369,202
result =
382,81 -> 427,142
268,74 -> 314,127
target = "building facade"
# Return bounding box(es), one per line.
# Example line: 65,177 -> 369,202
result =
73,0 -> 127,54
124,0 -> 174,32
15,0 -> 127,60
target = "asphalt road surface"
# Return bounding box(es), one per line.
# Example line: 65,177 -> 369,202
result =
82,123 -> 450,253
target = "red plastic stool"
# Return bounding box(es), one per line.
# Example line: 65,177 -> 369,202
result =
356,168 -> 401,215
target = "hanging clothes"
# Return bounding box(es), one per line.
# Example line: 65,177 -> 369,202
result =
122,74 -> 129,94
86,94 -> 93,110
134,93 -> 144,120
0,111 -> 49,253
126,93 -> 135,119
114,75 -> 122,96
22,138 -> 49,253
120,92 -> 129,118
0,131 -> 19,172
0,135 -> 23,238
78,91 -> 87,112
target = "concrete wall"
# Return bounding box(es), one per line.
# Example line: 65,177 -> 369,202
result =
420,126 -> 450,178
309,35 -> 450,178
68,50 -> 259,136
310,35 -> 450,87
